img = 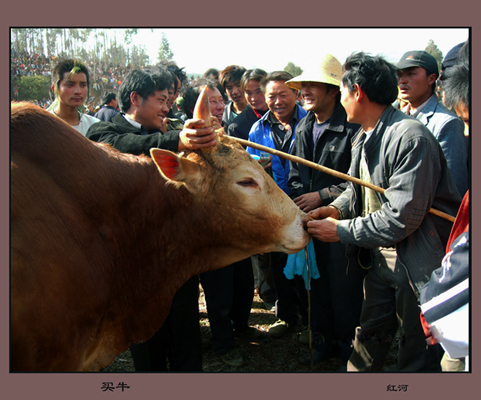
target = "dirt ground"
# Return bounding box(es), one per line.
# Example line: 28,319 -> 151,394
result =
101,287 -> 399,373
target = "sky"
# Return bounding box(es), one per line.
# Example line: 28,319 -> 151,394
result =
128,27 -> 469,76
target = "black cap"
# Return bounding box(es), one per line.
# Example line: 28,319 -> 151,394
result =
397,50 -> 439,77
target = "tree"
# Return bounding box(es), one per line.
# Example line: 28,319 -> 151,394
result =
157,33 -> 174,63
425,39 -> 443,72
284,62 -> 303,78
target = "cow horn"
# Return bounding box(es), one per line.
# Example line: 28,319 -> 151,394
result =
192,87 -> 212,128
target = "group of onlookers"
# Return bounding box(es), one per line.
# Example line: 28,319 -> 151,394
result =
25,37 -> 470,373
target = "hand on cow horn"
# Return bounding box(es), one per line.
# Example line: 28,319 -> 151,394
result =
178,119 -> 217,151
178,86 -> 220,151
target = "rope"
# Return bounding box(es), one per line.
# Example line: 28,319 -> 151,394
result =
231,136 -> 456,223
304,246 -> 313,369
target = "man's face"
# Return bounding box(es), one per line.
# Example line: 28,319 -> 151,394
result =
265,80 -> 297,122
397,67 -> 437,107
174,77 -> 182,102
340,82 -> 358,124
300,82 -> 332,114
225,79 -> 245,107
55,72 -> 88,108
244,80 -> 267,112
205,87 -> 225,123
135,89 -> 170,132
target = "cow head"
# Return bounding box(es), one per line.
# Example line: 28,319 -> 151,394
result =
150,88 -> 311,256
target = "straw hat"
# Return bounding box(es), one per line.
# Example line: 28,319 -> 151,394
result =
285,54 -> 342,91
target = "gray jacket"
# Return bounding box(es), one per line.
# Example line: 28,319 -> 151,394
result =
331,105 -> 461,297
416,94 -> 468,197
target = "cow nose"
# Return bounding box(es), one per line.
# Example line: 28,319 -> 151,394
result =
300,212 -> 312,231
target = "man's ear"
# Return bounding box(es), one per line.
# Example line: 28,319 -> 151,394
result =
428,73 -> 437,86
130,91 -> 141,108
354,84 -> 364,102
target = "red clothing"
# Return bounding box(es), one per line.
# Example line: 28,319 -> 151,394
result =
446,190 -> 469,251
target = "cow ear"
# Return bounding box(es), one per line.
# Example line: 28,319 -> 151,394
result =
150,148 -> 202,190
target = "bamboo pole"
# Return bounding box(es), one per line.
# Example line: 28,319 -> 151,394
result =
231,136 -> 456,223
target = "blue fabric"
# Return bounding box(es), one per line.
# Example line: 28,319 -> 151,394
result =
283,240 -> 320,289
247,105 -> 307,194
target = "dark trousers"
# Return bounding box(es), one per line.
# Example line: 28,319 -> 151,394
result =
270,252 -> 308,326
348,248 -> 442,372
309,240 -> 365,358
129,275 -> 202,372
200,257 -> 254,355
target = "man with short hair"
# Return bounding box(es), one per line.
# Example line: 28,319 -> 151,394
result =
227,68 -> 269,141
94,92 -> 119,122
86,66 -> 217,372
219,65 -> 247,128
50,59 -> 100,135
285,54 -> 365,369
247,71 -> 308,338
86,67 -> 216,155
307,52 -> 461,372
397,50 -> 468,197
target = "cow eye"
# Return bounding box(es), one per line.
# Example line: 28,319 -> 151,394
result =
237,178 -> 258,188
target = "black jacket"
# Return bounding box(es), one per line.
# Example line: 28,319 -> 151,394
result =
227,105 -> 265,141
86,113 -> 180,156
288,103 -> 361,205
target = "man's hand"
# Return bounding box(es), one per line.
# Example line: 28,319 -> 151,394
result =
307,218 -> 340,242
308,205 -> 340,220
294,192 -> 322,213
178,119 -> 217,151
306,205 -> 341,242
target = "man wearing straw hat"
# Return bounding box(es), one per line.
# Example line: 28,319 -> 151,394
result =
306,52 -> 461,372
285,54 -> 366,370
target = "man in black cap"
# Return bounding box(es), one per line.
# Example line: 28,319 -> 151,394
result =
397,50 -> 468,197
94,92 -> 119,122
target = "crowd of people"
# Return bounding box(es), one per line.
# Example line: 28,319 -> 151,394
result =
15,39 -> 470,373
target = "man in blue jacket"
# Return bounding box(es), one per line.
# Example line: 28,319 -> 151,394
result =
397,50 -> 468,197
308,52 -> 461,372
285,54 -> 366,370
247,71 -> 308,338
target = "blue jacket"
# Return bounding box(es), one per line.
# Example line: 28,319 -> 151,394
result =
415,95 -> 468,197
247,105 -> 307,194
332,106 -> 461,297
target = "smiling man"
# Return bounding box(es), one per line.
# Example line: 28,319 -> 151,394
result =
247,71 -> 308,340
284,54 -> 365,370
50,59 -> 100,135
86,66 -> 216,155
397,50 -> 468,197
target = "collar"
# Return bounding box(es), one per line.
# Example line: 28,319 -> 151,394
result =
122,114 -> 149,135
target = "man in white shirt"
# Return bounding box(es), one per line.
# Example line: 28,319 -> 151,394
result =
50,59 -> 100,136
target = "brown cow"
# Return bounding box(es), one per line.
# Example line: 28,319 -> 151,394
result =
10,98 -> 310,371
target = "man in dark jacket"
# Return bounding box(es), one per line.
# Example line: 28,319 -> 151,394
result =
286,54 -> 366,370
86,66 -> 216,372
227,68 -> 268,141
94,92 -> 119,122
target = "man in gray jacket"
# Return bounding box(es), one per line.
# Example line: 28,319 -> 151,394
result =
397,50 -> 468,197
307,52 -> 461,372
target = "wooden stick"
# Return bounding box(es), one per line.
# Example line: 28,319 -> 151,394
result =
231,136 -> 456,223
